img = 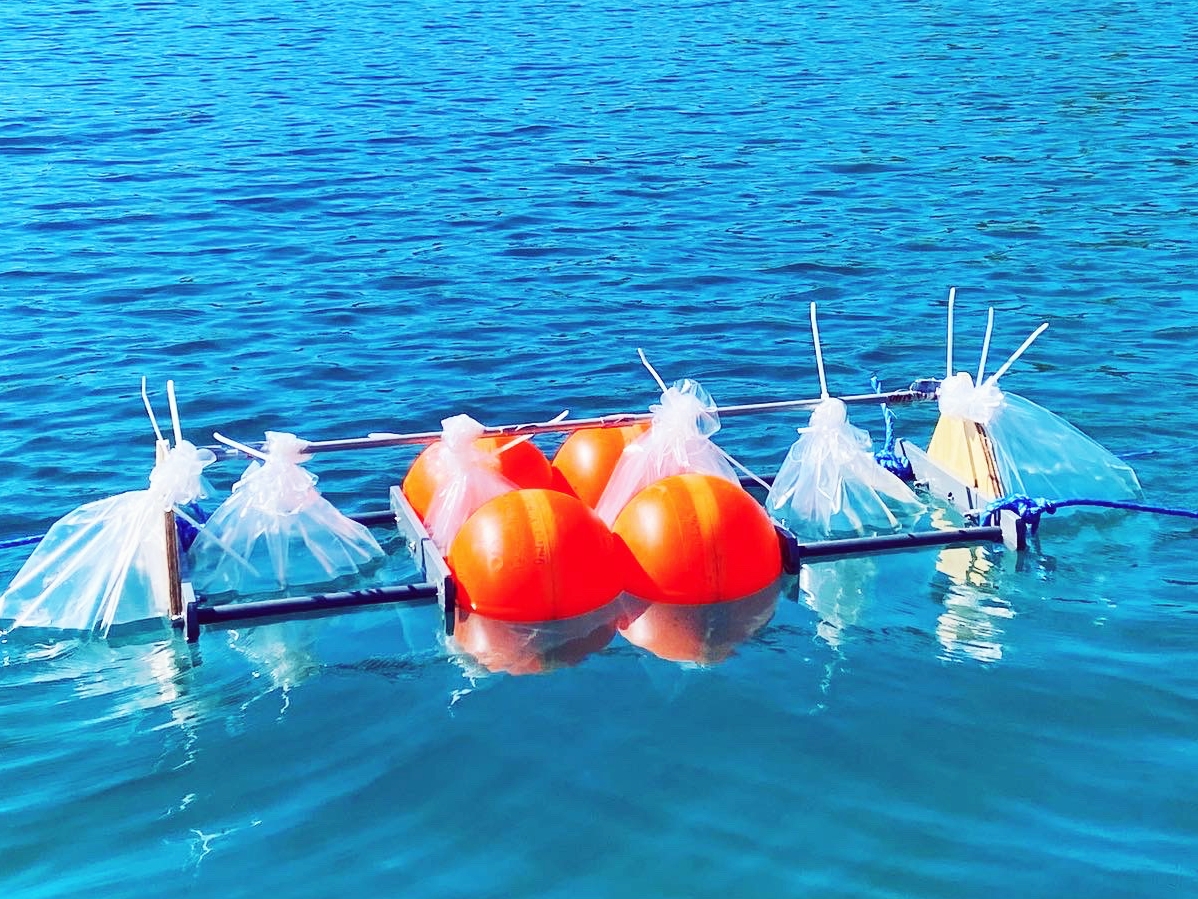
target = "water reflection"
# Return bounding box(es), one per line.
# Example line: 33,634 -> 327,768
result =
452,601 -> 621,676
934,544 -> 1013,663
618,580 -> 780,665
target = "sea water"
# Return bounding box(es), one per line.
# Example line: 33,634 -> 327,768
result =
2,1 -> 1197,896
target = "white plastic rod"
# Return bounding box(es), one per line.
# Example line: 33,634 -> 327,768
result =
986,322 -> 1049,385
213,431 -> 270,461
166,380 -> 183,447
637,347 -> 669,394
946,286 -> 956,378
977,306 -> 995,385
810,302 -> 829,398
140,377 -> 165,444
494,410 -> 570,455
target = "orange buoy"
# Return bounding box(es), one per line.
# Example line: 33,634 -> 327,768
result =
613,473 -> 782,604
551,423 -> 650,508
453,604 -> 620,675
618,581 -> 780,664
403,436 -> 553,520
448,488 -> 623,622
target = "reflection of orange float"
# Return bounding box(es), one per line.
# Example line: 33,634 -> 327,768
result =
613,473 -> 782,604
402,436 -> 554,520
453,601 -> 621,675
447,489 -> 623,622
619,579 -> 781,664
551,424 -> 650,507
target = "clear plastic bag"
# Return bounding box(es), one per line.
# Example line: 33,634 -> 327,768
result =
595,378 -> 738,525
766,397 -> 924,540
421,414 -> 519,554
937,372 -> 1141,502
188,431 -> 384,597
0,441 -> 215,637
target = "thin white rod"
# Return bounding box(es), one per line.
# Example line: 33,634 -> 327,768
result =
718,447 -> 772,493
809,302 -> 829,398
140,377 -> 165,444
637,348 -> 669,394
166,380 -> 183,447
494,410 -> 570,455
213,431 -> 270,461
946,286 -> 956,378
986,322 -> 1049,385
976,307 -> 995,385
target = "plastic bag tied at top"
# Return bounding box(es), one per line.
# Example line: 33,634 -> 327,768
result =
595,378 -> 738,526
0,440 -> 216,637
423,413 -> 518,554
937,372 -> 1141,502
766,397 -> 924,540
188,431 -> 384,598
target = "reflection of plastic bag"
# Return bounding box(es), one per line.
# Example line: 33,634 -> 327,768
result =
937,373 -> 1141,502
0,441 -> 215,637
423,414 -> 518,554
188,432 -> 383,597
596,379 -> 738,525
766,398 -> 924,540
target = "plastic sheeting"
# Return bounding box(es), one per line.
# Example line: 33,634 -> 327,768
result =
936,372 -> 1142,502
594,379 -> 739,526
188,432 -> 383,597
421,414 -> 519,554
766,397 -> 925,540
0,441 -> 215,638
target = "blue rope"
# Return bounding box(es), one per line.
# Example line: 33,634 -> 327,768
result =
870,376 -> 914,481
0,534 -> 45,550
983,494 -> 1198,534
0,503 -> 210,554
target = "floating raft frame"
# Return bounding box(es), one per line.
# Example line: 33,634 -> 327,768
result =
175,383 -> 1027,644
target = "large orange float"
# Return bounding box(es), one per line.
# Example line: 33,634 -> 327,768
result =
613,473 -> 782,604
448,488 -> 623,622
550,423 -> 649,508
403,435 -> 553,520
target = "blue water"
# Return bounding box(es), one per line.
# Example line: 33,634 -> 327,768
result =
3,0 -> 1198,895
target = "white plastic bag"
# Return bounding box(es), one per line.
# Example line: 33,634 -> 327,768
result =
188,432 -> 384,597
0,441 -> 215,637
938,373 -> 1141,502
421,414 -> 519,554
595,378 -> 738,525
766,397 -> 924,540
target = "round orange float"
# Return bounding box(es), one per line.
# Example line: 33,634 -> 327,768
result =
612,473 -> 782,604
403,435 -> 553,520
550,423 -> 650,508
448,488 -> 624,622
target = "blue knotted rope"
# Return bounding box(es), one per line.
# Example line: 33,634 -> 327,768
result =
871,376 -> 914,481
983,494 -> 1198,534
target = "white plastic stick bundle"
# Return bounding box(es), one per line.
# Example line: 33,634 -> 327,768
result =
766,304 -> 924,540
934,302 -> 1140,502
188,431 -> 384,597
594,351 -> 739,526
0,380 -> 215,638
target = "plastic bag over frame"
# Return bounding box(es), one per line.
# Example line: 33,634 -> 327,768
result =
595,378 -> 738,526
0,441 -> 215,638
188,431 -> 384,598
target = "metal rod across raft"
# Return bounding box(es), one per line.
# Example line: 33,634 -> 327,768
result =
199,385 -> 938,461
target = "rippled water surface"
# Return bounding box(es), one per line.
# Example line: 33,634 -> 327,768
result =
3,1 -> 1197,897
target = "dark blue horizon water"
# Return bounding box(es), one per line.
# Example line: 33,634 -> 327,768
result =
3,1 -> 1197,897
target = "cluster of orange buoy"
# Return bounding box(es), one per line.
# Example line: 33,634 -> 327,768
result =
401,425 -> 784,627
